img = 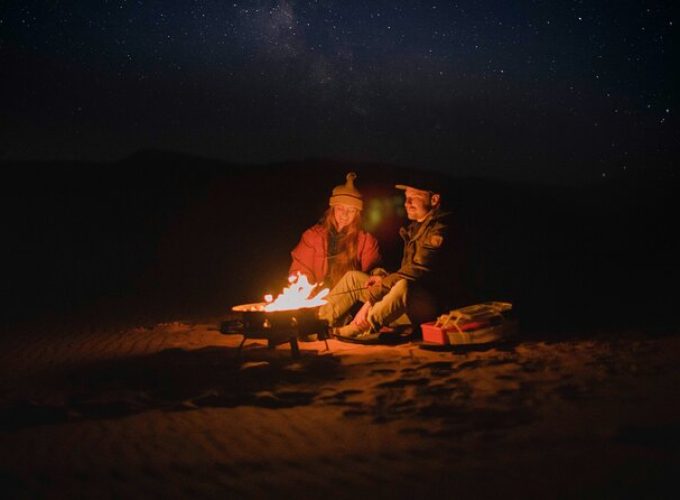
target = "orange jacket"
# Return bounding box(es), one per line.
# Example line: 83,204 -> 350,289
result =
289,225 -> 381,285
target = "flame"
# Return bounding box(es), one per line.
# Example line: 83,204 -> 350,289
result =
263,272 -> 329,312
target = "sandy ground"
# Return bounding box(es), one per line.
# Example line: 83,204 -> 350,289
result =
1,319 -> 679,499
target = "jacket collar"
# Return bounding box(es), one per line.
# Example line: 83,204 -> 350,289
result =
400,208 -> 447,242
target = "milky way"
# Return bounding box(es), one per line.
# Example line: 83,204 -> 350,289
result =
1,0 -> 676,183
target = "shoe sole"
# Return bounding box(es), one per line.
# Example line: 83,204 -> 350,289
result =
333,332 -> 381,344
333,332 -> 413,345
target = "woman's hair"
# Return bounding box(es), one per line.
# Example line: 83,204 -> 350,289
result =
320,207 -> 362,287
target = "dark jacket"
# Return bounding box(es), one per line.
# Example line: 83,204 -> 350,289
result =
369,208 -> 450,303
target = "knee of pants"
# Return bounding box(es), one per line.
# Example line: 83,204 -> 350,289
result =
345,270 -> 367,281
391,279 -> 409,297
340,270 -> 368,288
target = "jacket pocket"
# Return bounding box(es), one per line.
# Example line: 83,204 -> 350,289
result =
413,244 -> 437,266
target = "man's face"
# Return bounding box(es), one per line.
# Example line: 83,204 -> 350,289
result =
403,188 -> 434,221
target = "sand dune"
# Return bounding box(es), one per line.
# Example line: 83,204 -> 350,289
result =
1,320 -> 679,498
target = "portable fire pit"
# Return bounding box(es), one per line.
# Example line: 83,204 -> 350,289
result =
222,302 -> 329,358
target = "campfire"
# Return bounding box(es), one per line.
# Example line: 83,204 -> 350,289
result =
226,273 -> 331,357
264,273 -> 329,311
232,273 -> 329,313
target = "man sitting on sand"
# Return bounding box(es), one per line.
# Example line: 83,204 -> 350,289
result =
318,179 -> 450,342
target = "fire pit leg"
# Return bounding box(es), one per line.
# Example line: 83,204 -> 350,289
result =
289,337 -> 300,358
236,336 -> 247,359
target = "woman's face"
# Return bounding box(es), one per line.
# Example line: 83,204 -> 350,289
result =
333,204 -> 359,231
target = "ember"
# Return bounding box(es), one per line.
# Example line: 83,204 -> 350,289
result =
263,273 -> 329,312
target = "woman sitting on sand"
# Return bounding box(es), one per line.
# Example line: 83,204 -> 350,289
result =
290,172 -> 381,289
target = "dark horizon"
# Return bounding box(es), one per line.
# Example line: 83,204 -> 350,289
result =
2,146 -> 676,189
2,155 -> 678,334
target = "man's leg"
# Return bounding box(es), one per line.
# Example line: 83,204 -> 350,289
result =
318,271 -> 371,326
366,279 -> 409,331
335,279 -> 409,339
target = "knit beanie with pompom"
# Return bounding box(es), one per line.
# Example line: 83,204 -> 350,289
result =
329,172 -> 363,210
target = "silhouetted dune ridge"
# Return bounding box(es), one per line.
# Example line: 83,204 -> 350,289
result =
2,151 -> 678,337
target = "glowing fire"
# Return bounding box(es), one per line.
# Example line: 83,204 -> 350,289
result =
263,273 -> 329,312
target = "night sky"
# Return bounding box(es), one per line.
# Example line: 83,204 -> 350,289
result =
2,1 -> 677,183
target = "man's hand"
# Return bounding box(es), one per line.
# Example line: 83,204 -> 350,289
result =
365,275 -> 383,288
352,301 -> 372,329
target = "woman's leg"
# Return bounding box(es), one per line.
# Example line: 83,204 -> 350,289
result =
318,271 -> 370,326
